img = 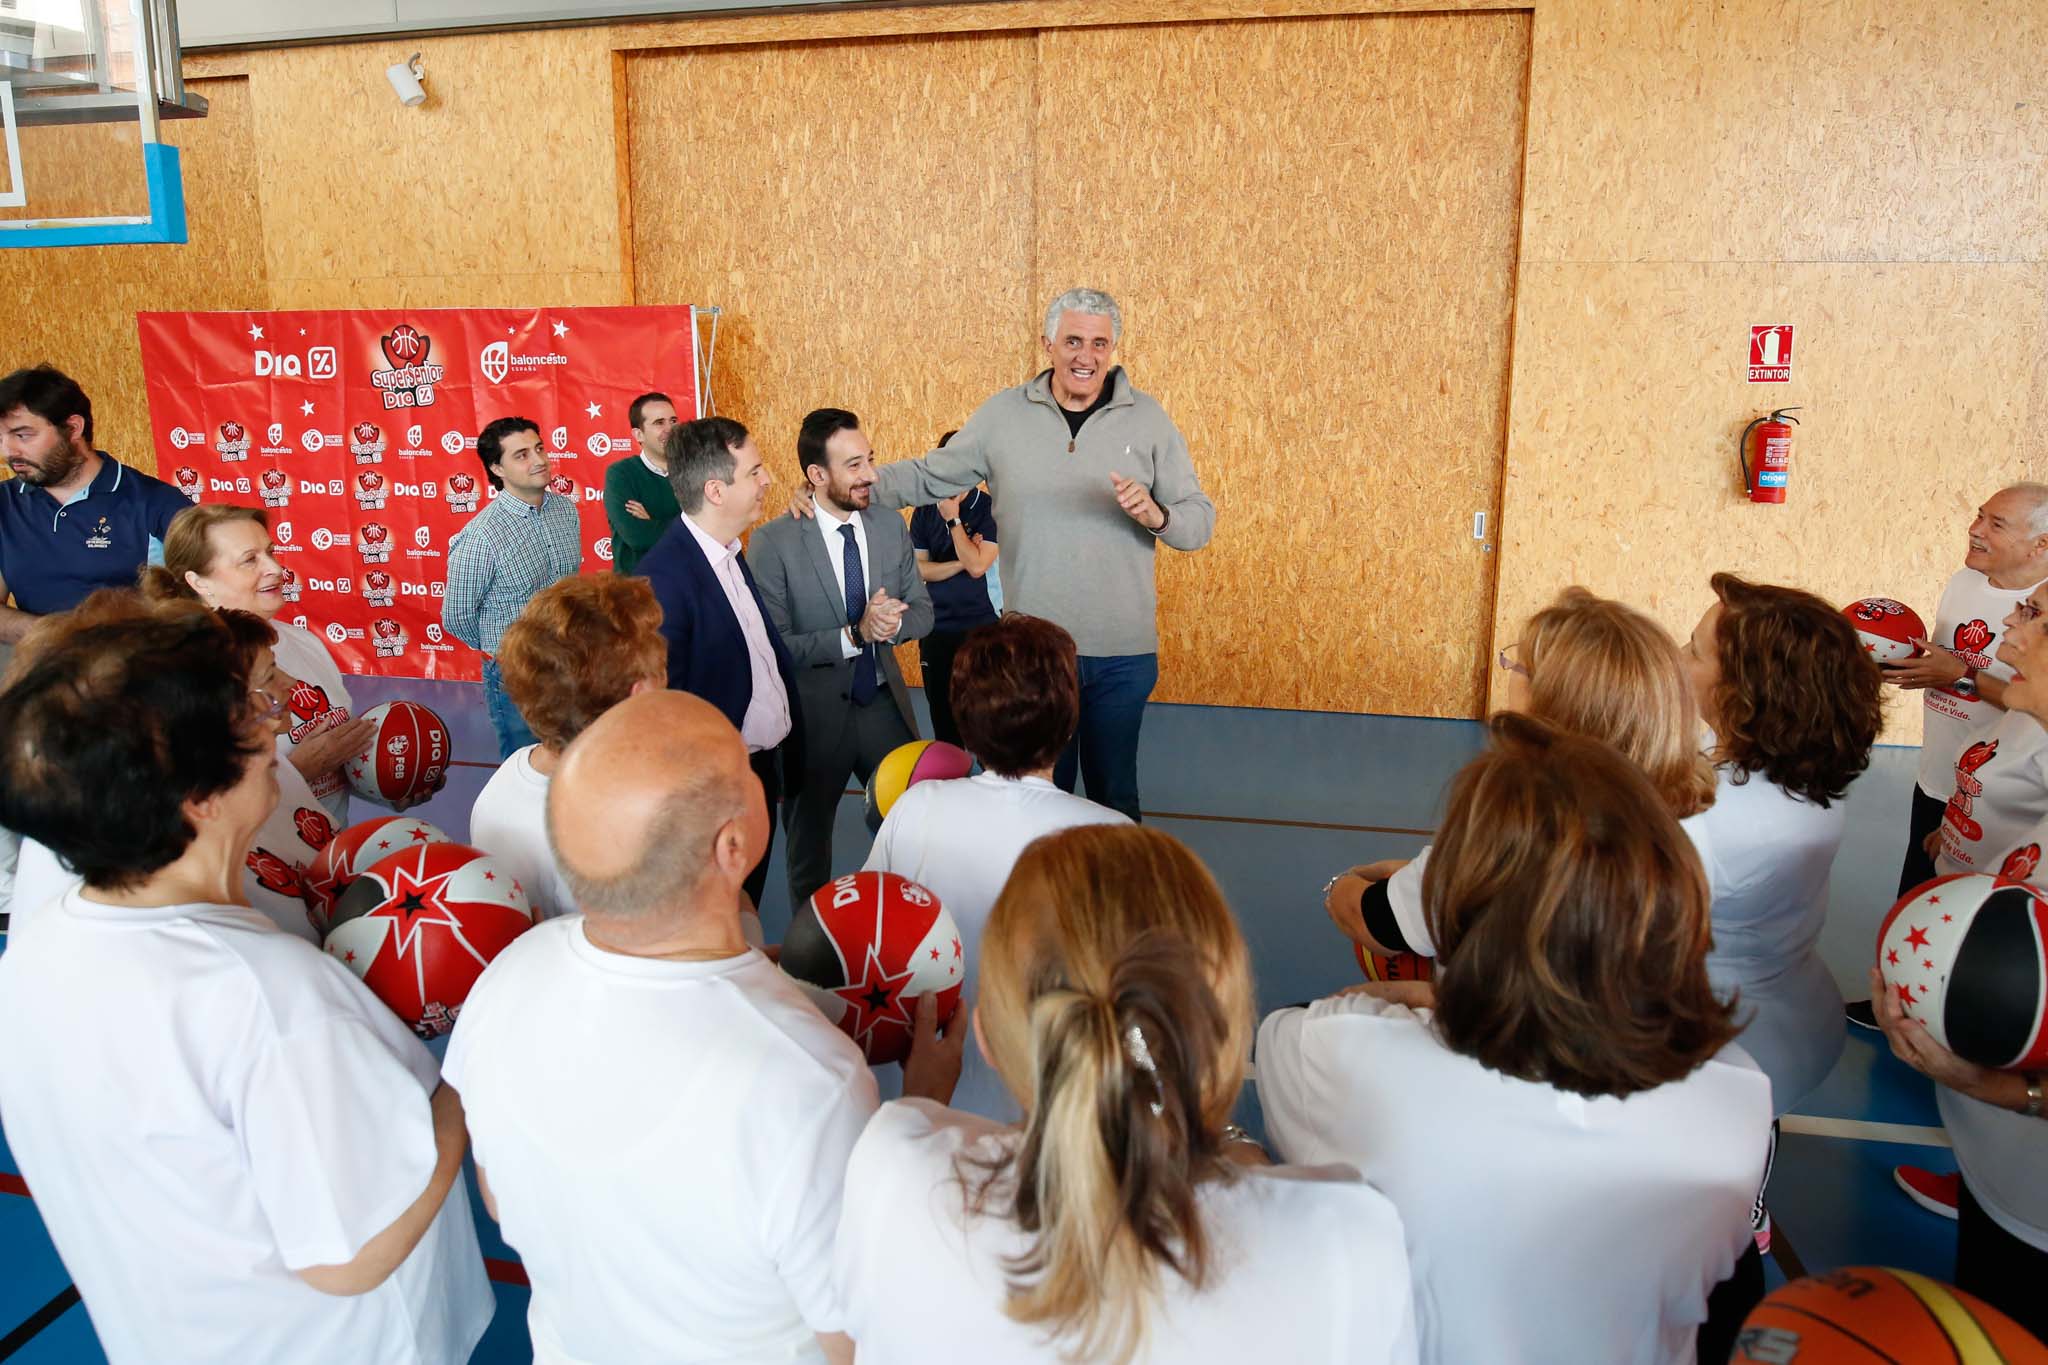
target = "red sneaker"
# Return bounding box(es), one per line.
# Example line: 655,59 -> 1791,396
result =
1894,1166 -> 1960,1220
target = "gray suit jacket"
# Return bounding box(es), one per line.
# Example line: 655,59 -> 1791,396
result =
749,506 -> 933,748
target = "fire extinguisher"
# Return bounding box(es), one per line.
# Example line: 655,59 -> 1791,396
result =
1738,407 -> 1802,504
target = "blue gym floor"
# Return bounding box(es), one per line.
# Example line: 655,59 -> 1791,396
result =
0,683 -> 1958,1360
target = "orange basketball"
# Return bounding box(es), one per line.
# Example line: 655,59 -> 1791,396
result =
1352,941 -> 1434,984
1736,1266 -> 2048,1362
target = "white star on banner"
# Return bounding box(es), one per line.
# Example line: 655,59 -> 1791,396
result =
551,320 -> 569,337
585,401 -> 602,418
300,400 -> 315,416
248,323 -> 264,340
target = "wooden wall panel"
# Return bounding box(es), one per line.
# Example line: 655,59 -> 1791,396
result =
0,122 -> 150,222
626,32 -> 1040,501
1500,0 -> 2048,743
1521,0 -> 2048,266
244,28 -> 625,308
1033,13 -> 1530,714
0,78 -> 268,478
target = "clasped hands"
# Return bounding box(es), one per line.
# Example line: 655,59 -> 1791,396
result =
856,589 -> 907,644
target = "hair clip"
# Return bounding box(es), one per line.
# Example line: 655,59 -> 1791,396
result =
1124,1023 -> 1167,1117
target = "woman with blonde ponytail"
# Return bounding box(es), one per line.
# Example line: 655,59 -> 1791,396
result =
832,824 -> 1416,1365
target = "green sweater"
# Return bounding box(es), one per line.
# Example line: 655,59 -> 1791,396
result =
602,452 -> 681,576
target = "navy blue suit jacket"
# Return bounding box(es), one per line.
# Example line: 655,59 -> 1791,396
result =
640,518 -> 805,786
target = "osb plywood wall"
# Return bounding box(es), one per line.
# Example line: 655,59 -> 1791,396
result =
1494,0 -> 2048,742
231,29 -> 628,311
0,77 -> 267,470
630,12 -> 1530,713
1031,14 -> 1527,712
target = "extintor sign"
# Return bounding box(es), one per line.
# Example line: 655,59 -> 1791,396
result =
1748,324 -> 1794,383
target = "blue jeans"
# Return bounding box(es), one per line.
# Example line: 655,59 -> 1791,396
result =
1053,652 -> 1157,823
482,658 -> 537,759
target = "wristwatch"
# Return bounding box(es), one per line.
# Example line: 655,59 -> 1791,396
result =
944,516 -> 963,529
2025,1073 -> 2044,1118
1957,664 -> 1981,696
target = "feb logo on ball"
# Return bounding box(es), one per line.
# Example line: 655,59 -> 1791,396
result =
345,701 -> 450,807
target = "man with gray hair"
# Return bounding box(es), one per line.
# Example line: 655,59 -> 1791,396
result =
795,287 -> 1214,821
444,690 -> 961,1364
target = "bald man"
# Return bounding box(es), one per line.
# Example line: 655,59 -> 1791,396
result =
444,692 -> 961,1364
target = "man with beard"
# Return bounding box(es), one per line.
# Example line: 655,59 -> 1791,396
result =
751,408 -> 931,904
0,366 -> 189,644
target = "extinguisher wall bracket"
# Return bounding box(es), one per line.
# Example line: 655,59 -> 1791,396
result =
1738,407 -> 1802,495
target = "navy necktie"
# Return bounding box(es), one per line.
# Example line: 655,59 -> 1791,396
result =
840,523 -> 878,704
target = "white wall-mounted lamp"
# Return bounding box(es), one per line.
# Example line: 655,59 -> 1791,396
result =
386,54 -> 426,107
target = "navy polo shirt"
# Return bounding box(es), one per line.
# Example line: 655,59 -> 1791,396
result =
909,489 -> 1000,633
0,455 -> 191,615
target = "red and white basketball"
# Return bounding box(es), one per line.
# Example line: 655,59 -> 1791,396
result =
346,701 -> 451,807
1843,597 -> 1927,663
1877,873 -> 2048,1070
301,816 -> 451,932
780,871 -> 963,1065
323,842 -> 535,1038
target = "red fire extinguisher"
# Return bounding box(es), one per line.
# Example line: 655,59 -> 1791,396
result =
1738,407 -> 1801,503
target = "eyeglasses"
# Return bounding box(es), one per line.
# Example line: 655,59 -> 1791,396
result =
1497,642 -> 1531,678
2018,600 -> 2044,623
249,685 -> 285,720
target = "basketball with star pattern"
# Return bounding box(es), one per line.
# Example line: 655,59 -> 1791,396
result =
1876,872 -> 2048,1070
781,871 -> 964,1065
300,816 -> 452,933
322,842 -> 535,1039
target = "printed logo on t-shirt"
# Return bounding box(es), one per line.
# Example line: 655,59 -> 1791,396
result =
246,847 -> 301,897
1999,842 -> 2042,880
1944,738 -> 2000,843
1955,618 -> 1994,661
294,806 -> 336,851
84,515 -> 113,551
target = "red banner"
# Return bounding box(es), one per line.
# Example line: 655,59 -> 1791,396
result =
136,307 -> 702,682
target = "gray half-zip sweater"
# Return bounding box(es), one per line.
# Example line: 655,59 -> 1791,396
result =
872,367 -> 1215,656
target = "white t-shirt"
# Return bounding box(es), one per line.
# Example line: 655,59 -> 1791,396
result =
1688,768 -> 1847,1115
834,1099 -> 1418,1365
242,756 -> 340,944
1916,570 -> 2041,797
1257,994 -> 1770,1365
1939,1086 -> 2048,1252
0,889 -> 492,1365
8,763 -> 337,944
443,916 -> 877,1365
272,620 -> 358,824
1935,708 -> 2048,875
863,772 -> 1130,1119
468,744 -> 575,921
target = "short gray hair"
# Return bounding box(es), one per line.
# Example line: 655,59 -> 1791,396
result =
1042,287 -> 1122,344
547,764 -> 745,918
1999,482 -> 2048,539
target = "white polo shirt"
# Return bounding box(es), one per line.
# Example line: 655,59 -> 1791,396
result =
468,744 -> 575,921
443,916 -> 876,1364
0,890 -> 492,1365
833,1099 -> 1418,1365
1257,994 -> 1770,1365
863,772 -> 1129,1119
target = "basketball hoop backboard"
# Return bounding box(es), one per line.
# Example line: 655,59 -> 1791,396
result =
0,0 -> 203,246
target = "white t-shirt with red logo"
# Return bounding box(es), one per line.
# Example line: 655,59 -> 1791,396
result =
1934,708 -> 2048,876
244,758 -> 342,944
1916,570 -> 2042,798
271,620 -> 356,825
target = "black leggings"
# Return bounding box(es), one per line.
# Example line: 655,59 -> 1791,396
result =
1958,1177 -> 2048,1341
1897,786 -> 1948,898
